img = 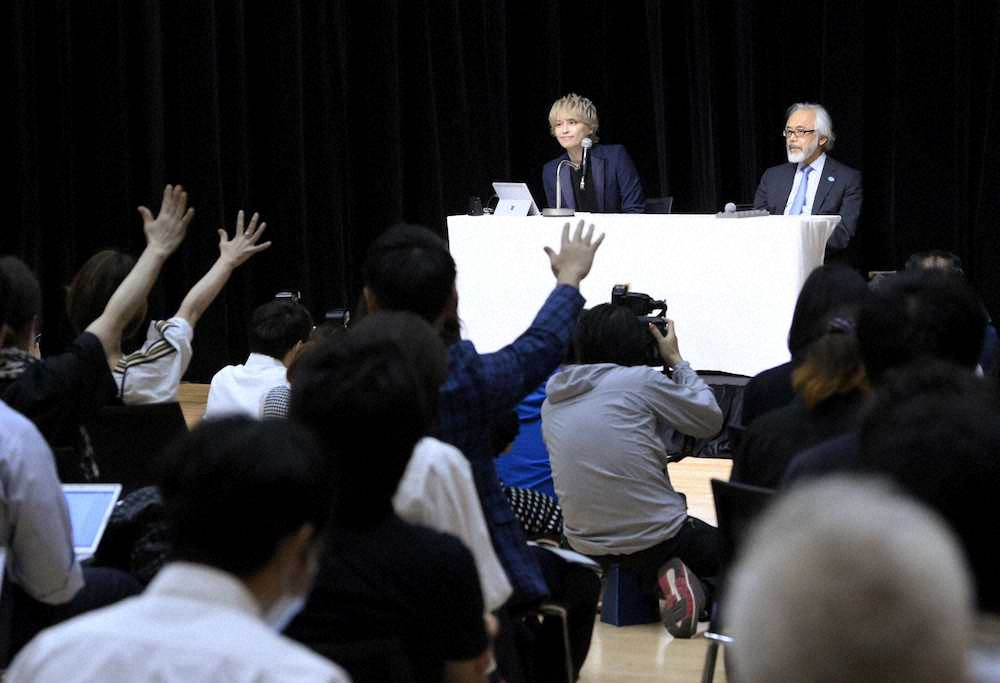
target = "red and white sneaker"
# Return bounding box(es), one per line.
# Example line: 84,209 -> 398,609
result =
657,558 -> 705,638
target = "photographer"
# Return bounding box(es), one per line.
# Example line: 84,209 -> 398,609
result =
541,303 -> 723,638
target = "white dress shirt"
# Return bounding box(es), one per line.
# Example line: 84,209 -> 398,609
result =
7,562 -> 349,683
0,400 -> 83,604
393,437 -> 514,611
204,353 -> 288,419
783,153 -> 828,216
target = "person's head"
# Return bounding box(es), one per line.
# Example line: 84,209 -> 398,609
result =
728,477 -> 972,683
857,270 -> 986,383
791,317 -> 868,409
905,249 -> 964,275
549,93 -> 600,153
65,249 -> 145,338
783,102 -> 835,165
859,360 -> 1000,612
573,303 -> 648,367
0,256 -> 41,349
787,263 -> 868,358
361,224 -> 457,330
157,416 -> 333,608
290,311 -> 448,525
249,299 -> 314,362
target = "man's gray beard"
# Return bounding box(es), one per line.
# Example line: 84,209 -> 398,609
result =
786,148 -> 806,163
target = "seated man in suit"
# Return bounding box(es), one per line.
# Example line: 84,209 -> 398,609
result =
754,103 -> 862,256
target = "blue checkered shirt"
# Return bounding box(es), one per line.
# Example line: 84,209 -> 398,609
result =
433,284 -> 585,605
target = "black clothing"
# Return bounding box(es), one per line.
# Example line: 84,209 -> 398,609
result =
740,360 -> 798,427
287,513 -> 487,683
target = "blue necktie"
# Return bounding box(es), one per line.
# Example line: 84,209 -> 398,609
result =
789,165 -> 814,215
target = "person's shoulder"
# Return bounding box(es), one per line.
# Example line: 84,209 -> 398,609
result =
824,156 -> 861,178
0,400 -> 48,448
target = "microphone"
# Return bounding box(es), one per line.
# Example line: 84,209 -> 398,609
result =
724,202 -> 737,214
579,137 -> 593,190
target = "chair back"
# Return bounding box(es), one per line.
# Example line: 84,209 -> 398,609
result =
86,402 -> 188,493
711,478 -> 775,567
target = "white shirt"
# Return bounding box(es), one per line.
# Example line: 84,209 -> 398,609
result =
7,562 -> 350,683
783,153 -> 828,216
0,401 -> 83,604
393,437 -> 513,611
204,353 -> 288,419
113,317 -> 194,405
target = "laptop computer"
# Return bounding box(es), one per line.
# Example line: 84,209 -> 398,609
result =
62,484 -> 123,560
492,182 -> 541,217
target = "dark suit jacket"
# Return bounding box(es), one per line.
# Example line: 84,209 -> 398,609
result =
543,144 -> 645,213
753,156 -> 862,251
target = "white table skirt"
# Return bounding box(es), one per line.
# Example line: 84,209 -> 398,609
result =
446,212 -> 837,377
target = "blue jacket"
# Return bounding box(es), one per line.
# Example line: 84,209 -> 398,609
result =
543,144 -> 645,213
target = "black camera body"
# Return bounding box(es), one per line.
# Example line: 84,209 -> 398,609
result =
610,284 -> 669,366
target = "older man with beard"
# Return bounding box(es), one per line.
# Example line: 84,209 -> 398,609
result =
754,103 -> 863,257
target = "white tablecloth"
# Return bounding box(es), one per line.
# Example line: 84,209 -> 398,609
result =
446,213 -> 837,377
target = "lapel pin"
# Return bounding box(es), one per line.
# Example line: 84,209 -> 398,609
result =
827,176 -> 835,182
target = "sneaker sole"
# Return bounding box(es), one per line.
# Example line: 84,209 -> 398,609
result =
659,560 -> 704,638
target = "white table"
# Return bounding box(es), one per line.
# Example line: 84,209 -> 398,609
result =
446,213 -> 837,377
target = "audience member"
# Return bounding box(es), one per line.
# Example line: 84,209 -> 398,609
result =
859,361 -> 1000,613
286,311 -> 492,683
542,303 -> 723,637
66,209 -> 270,404
904,249 -> 998,373
728,477 -> 972,683
204,297 -> 312,419
359,221 -> 604,681
741,263 -> 867,426
732,315 -> 868,488
783,269 -> 987,483
7,417 -> 347,682
0,184 -> 192,480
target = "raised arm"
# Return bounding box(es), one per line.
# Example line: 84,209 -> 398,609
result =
85,185 -> 193,358
175,210 -> 271,327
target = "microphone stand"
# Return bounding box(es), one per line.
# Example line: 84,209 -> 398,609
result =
542,159 -> 579,217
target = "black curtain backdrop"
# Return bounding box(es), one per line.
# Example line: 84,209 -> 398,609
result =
5,1 -> 1000,381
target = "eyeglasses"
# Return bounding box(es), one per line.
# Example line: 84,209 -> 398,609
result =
781,127 -> 816,139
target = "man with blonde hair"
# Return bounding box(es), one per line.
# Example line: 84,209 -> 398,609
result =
727,477 -> 972,683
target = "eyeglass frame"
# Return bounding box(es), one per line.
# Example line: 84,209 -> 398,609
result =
781,127 -> 817,139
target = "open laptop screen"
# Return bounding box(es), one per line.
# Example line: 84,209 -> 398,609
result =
62,484 -> 122,559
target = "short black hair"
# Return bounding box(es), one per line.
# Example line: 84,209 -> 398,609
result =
574,303 -> 648,367
905,249 -> 963,275
249,299 -> 314,360
157,416 -> 333,578
787,264 -> 868,358
859,361 -> 1000,612
0,256 -> 42,335
361,224 -> 456,324
857,270 -> 986,383
289,311 -> 447,525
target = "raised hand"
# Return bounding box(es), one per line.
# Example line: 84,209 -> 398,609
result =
137,184 -> 195,257
218,210 -> 272,268
543,219 -> 605,288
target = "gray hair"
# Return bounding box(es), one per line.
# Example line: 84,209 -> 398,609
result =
786,102 -> 836,151
728,477 -> 972,683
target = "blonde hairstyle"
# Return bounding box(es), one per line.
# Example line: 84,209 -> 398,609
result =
548,93 -> 600,142
728,478 -> 972,683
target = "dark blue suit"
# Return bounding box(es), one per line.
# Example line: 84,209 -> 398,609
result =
543,144 -> 645,213
753,156 -> 862,251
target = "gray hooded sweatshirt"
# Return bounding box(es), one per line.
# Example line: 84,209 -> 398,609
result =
542,361 -> 722,556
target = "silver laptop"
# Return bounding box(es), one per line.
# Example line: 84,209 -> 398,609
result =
63,484 -> 123,560
492,182 -> 541,217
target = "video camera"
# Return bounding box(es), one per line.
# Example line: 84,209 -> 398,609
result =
610,284 -> 669,366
